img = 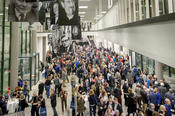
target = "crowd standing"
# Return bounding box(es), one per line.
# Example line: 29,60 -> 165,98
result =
0,45 -> 175,116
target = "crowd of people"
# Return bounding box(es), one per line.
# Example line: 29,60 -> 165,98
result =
1,45 -> 175,116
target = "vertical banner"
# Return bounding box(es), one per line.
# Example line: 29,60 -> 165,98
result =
58,0 -> 79,25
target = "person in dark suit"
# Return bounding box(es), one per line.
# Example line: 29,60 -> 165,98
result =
59,0 -> 79,25
50,2 -> 59,25
59,34 -> 73,53
8,0 -> 39,22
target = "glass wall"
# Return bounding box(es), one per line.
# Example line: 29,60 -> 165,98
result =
141,0 -> 146,19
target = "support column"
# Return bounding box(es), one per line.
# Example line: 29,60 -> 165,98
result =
133,0 -> 137,22
155,61 -> 163,80
168,0 -> 173,13
10,22 -> 19,91
32,30 -> 37,53
155,0 -> 160,16
42,37 -> 46,64
146,0 -> 150,18
128,0 -> 132,22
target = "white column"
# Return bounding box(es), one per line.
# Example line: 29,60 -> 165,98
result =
132,51 -> 136,66
133,0 -> 137,21
155,0 -> 160,16
155,61 -> 163,81
146,0 -> 150,18
42,37 -> 46,64
129,0 -> 132,22
168,0 -> 173,13
139,0 -> 142,20
10,22 -> 19,90
32,30 -> 37,53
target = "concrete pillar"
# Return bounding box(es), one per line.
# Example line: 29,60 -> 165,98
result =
155,61 -> 163,81
10,22 -> 19,90
132,51 -> 136,66
168,0 -> 173,13
133,0 -> 137,21
32,30 -> 37,53
128,0 -> 131,22
155,0 -> 160,16
42,37 -> 46,64
146,0 -> 150,18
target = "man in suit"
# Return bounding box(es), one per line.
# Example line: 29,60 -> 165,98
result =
50,2 -> 59,25
59,34 -> 73,53
59,0 -> 79,25
8,0 -> 39,22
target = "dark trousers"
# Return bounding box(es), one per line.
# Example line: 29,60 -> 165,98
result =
61,99 -> 67,112
52,107 -> 58,116
55,85 -> 59,95
38,89 -> 44,96
31,106 -> 39,116
89,105 -> 96,116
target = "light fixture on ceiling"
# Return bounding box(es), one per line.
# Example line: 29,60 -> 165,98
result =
79,6 -> 88,9
101,11 -> 107,14
80,0 -> 91,1
79,12 -> 86,14
80,15 -> 85,18
0,13 -> 3,16
5,7 -> 8,10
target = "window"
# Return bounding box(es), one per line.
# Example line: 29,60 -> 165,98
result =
159,0 -> 164,15
162,64 -> 169,78
141,0 -> 146,19
136,53 -> 142,69
164,0 -> 169,14
170,67 -> 175,78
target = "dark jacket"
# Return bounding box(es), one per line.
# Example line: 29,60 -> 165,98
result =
19,99 -> 28,111
148,92 -> 158,106
127,93 -> 137,113
158,86 -> 167,99
50,93 -> 57,107
0,99 -> 7,114
88,95 -> 97,106
140,88 -> 148,104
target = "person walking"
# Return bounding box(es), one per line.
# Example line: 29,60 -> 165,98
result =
77,95 -> 85,116
88,89 -> 97,116
39,95 -> 47,116
60,87 -> 68,115
45,77 -> 51,98
54,75 -> 60,96
50,89 -> 58,116
30,92 -> 39,116
38,82 -> 45,96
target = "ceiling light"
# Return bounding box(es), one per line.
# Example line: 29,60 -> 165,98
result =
80,0 -> 91,1
101,11 -> 107,14
80,15 -> 85,18
0,13 -> 3,16
79,6 -> 88,9
79,12 -> 86,14
5,7 -> 8,10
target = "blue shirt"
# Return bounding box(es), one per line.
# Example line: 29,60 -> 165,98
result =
164,104 -> 172,116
